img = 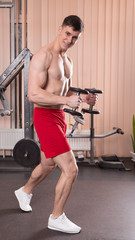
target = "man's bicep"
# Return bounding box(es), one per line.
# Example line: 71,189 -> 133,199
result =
29,55 -> 48,84
28,60 -> 47,97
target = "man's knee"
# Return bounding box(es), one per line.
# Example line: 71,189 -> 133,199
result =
41,154 -> 56,173
72,165 -> 78,181
66,163 -> 78,181
54,151 -> 78,180
41,162 -> 56,173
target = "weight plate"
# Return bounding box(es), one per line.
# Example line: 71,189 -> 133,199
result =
13,138 -> 40,167
64,108 -> 83,117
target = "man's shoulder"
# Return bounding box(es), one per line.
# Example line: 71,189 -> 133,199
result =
31,45 -> 53,69
35,46 -> 53,61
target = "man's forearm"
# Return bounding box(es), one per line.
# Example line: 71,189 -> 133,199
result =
28,89 -> 67,106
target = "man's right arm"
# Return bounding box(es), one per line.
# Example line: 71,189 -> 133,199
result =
28,49 -> 81,108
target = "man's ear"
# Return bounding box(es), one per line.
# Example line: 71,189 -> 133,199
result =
58,25 -> 62,34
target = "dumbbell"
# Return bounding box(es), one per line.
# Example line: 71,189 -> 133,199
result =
64,87 -> 88,117
64,87 -> 88,136
82,88 -> 103,114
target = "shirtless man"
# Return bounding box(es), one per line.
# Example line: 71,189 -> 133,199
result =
14,15 -> 97,234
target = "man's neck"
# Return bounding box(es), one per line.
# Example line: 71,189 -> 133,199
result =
52,38 -> 67,55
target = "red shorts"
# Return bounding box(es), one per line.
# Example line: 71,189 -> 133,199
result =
33,107 -> 71,159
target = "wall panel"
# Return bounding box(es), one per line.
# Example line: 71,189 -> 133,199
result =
26,0 -> 135,156
123,0 -> 134,156
0,8 -> 10,129
27,0 -> 42,53
117,0 -> 126,156
109,0 -> 120,155
103,0 -> 112,154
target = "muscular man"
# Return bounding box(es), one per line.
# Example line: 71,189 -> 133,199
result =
14,15 -> 97,234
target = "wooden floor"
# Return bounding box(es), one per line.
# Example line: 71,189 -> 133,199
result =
0,160 -> 135,240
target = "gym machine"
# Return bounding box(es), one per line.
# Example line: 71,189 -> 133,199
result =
0,48 -> 30,117
0,49 -> 126,170
0,48 -> 40,168
64,87 -> 128,170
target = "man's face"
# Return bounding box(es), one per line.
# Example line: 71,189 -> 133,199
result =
58,25 -> 82,51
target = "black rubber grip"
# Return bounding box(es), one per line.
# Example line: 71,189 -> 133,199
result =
82,108 -> 100,114
69,87 -> 88,94
85,88 -> 103,94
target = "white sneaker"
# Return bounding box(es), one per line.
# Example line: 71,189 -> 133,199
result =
14,187 -> 32,212
48,213 -> 81,234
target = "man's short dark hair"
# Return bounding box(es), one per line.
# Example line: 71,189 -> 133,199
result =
62,15 -> 84,32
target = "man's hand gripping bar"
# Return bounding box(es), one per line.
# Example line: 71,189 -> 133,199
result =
64,87 -> 88,136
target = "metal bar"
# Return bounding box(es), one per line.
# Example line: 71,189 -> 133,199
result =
24,51 -> 33,139
2,61 -> 24,88
67,135 -> 90,138
90,113 -> 94,162
19,72 -> 22,128
0,48 -> 30,85
67,130 -> 119,139
0,3 -> 13,8
68,122 -> 79,137
15,0 -> 19,127
94,130 -> 118,138
0,92 -> 12,116
10,0 -> 15,128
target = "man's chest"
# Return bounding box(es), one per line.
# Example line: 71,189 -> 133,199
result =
48,55 -> 72,80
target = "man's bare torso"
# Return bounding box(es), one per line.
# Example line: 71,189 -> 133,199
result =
35,44 -> 73,109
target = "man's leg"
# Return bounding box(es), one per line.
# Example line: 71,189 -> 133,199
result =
48,150 -> 81,234
52,150 -> 78,218
23,151 -> 56,194
15,151 -> 56,211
